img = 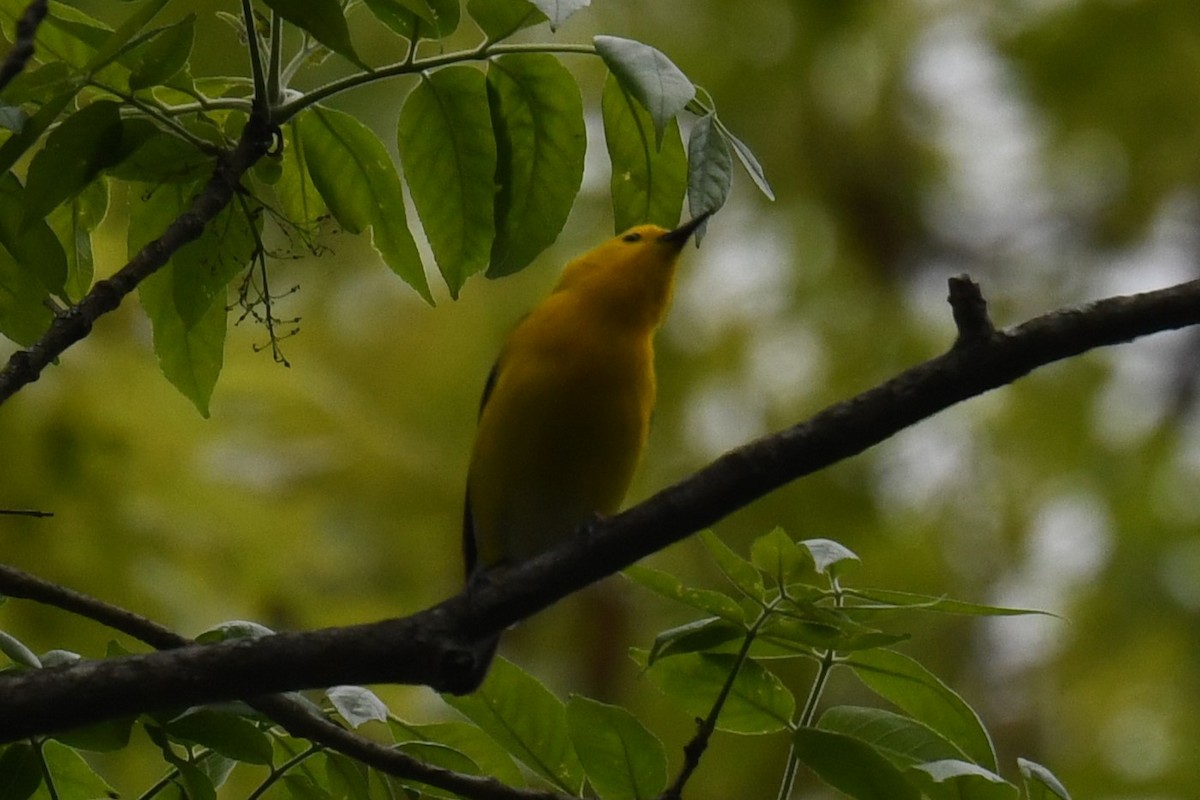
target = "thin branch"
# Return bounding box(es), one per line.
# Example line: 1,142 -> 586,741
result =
241,0 -> 268,103
272,42 -> 596,123
662,613 -> 766,800
0,104 -> 274,405
0,564 -> 182,649
266,11 -> 283,105
0,0 -> 47,94
1,277 -> 1200,740
88,79 -> 223,152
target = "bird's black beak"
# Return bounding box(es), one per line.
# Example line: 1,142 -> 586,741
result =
660,209 -> 714,246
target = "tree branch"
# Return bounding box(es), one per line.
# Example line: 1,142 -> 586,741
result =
0,105 -> 275,406
0,564 -> 567,800
0,0 -> 47,94
1,276 -> 1198,740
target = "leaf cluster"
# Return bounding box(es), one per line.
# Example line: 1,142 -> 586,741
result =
0,0 -> 769,415
0,531 -> 1072,800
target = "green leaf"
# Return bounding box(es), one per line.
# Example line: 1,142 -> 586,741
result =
699,530 -> 765,601
622,564 -> 745,622
171,198 -> 256,329
843,588 -> 1055,618
485,53 -> 585,278
420,0 -> 461,38
260,0 -> 365,69
906,760 -> 1018,800
685,112 -> 730,242
646,617 -> 747,665
106,125 -> 212,184
643,651 -> 794,734
0,62 -> 72,106
362,0 -> 430,39
362,0 -> 459,42
792,727 -> 921,800
39,650 -> 80,668
468,0 -> 546,42
145,725 -> 215,800
0,105 -> 22,132
817,706 -> 969,769
165,708 -> 273,766
566,696 -> 667,800
601,75 -> 687,232
326,685 -> 389,728
127,14 -> 195,90
82,0 -> 171,76
323,752 -> 371,800
276,121 -> 327,232
717,120 -> 775,201
0,743 -> 42,800
51,715 -> 135,753
749,527 -> 811,588
0,173 -> 69,296
392,742 -> 482,797
800,538 -> 861,577
137,252 -> 227,417
846,649 -> 997,771
0,247 -> 52,346
0,2 -> 100,70
595,35 -> 694,147
760,613 -> 907,654
37,740 -> 118,800
0,90 -> 76,178
390,719 -> 524,787
281,775 -> 332,800
528,0 -> 587,30
194,753 -> 237,792
298,105 -> 430,302
398,67 -> 496,297
48,179 -> 108,302
1017,758 -> 1072,800
442,658 -> 584,793
24,100 -> 123,224
0,630 -> 40,668
194,620 -> 275,642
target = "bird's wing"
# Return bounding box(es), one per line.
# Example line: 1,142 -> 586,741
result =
464,354 -> 505,578
477,357 -> 501,418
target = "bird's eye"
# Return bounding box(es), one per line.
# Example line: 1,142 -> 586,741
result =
622,232 -> 642,243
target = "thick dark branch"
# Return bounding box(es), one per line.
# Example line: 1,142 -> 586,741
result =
0,0 -> 47,94
1,277 -> 1199,740
0,107 -> 275,406
0,565 -> 562,800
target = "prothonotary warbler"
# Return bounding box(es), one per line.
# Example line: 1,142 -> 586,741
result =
462,212 -> 711,667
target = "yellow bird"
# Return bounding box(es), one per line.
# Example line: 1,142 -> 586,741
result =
462,213 -> 711,657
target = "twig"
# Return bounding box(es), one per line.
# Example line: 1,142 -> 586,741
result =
0,0 -> 47,94
661,618 -> 763,799
948,273 -> 995,345
0,105 -> 274,405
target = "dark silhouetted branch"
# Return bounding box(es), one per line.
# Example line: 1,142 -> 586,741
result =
0,564 -> 565,800
0,0 -> 47,94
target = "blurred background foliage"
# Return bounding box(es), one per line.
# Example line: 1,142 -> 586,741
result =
3,1 -> 1200,798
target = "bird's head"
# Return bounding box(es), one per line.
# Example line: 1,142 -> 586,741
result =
554,213 -> 712,329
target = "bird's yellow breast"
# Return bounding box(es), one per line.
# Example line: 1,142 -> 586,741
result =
466,292 -> 656,569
